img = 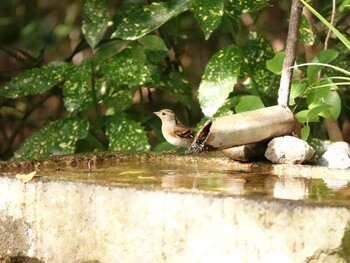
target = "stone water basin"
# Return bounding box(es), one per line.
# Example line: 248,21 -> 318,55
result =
35,161 -> 350,204
0,152 -> 350,262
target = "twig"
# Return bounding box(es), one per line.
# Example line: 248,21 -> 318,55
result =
278,0 -> 303,107
324,0 -> 336,50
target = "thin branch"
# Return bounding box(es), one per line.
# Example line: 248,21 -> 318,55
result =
290,62 -> 350,76
324,0 -> 336,50
278,0 -> 303,107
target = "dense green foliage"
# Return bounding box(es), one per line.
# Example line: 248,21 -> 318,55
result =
0,0 -> 349,160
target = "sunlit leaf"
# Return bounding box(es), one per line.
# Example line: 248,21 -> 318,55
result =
266,52 -> 285,75
14,118 -> 89,161
82,0 -> 109,48
307,104 -> 331,120
106,116 -> 150,151
226,0 -> 270,17
240,32 -> 277,96
301,124 -> 310,141
112,0 -> 190,40
307,85 -> 341,120
63,59 -> 94,112
295,109 -> 320,123
289,81 -> 307,105
0,62 -> 72,98
190,0 -> 224,39
100,44 -> 152,86
307,49 -> 339,82
235,95 -> 265,113
198,44 -> 242,117
299,15 -> 314,45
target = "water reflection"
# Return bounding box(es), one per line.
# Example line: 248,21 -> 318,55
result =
265,177 -> 309,200
162,172 -> 246,195
35,162 -> 350,204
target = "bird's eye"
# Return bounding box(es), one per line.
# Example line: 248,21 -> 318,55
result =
161,112 -> 166,116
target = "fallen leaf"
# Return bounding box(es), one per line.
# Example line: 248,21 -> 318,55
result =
15,171 -> 37,183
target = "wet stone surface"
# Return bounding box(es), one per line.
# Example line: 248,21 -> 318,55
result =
2,160 -> 349,205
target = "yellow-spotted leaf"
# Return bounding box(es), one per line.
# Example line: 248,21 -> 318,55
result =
112,0 -> 190,40
14,118 -> 89,161
190,0 -> 224,39
0,62 -> 72,98
198,44 -> 242,117
106,116 -> 150,151
226,0 -> 270,17
82,0 -> 109,48
100,45 -> 152,86
63,59 -> 94,112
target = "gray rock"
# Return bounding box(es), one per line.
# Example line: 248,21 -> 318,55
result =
265,136 -> 315,164
317,141 -> 350,169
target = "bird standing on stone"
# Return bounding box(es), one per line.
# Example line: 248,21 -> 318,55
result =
154,109 -> 195,148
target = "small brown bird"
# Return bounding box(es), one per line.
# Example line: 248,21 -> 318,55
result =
154,109 -> 195,147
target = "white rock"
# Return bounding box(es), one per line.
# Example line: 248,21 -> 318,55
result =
265,136 -> 315,164
317,141 -> 350,169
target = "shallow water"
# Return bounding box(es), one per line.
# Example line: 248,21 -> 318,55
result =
26,161 -> 350,205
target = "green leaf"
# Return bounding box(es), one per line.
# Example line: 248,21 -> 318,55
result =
63,59 -> 94,112
235,95 -> 265,113
93,40 -> 130,66
307,86 -> 341,120
112,0 -> 190,40
101,84 -> 139,113
226,0 -> 270,17
82,0 -> 109,48
159,72 -> 193,105
153,141 -> 176,152
299,15 -> 314,45
14,118 -> 89,161
190,0 -> 224,39
307,104 -> 331,120
301,123 -> 310,141
100,44 -> 152,86
240,32 -> 277,95
289,81 -> 307,105
198,44 -> 242,117
295,109 -> 320,123
0,62 -> 72,98
138,35 -> 168,63
106,116 -> 150,151
307,49 -> 339,82
266,51 -> 285,75
214,96 -> 240,117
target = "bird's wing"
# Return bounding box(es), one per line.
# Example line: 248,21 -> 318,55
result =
173,124 -> 195,139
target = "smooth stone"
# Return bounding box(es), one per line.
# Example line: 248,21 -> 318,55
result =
317,141 -> 350,169
265,136 -> 315,164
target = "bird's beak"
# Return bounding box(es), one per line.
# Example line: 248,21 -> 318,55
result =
153,111 -> 160,116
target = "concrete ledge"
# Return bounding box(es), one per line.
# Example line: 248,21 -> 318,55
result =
1,175 -> 350,263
